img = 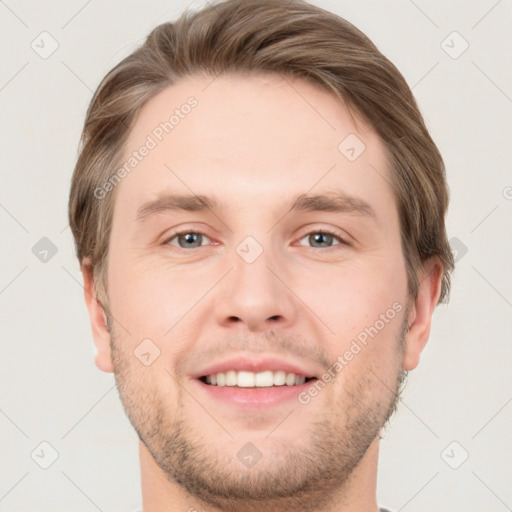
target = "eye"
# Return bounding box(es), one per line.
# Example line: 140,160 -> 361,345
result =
165,231 -> 212,249
162,229 -> 349,251
297,229 -> 348,249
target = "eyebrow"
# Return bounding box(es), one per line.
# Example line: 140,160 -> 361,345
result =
135,191 -> 376,222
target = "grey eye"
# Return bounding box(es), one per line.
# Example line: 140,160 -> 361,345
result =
168,232 -> 210,249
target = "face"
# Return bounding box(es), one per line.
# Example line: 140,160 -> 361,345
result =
88,73 -> 434,510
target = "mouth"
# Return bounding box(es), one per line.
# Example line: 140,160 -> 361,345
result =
193,371 -> 319,408
190,355 -> 322,408
198,370 -> 317,388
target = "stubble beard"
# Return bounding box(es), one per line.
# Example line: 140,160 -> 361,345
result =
109,317 -> 408,512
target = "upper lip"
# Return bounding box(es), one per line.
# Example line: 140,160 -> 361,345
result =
190,355 -> 321,379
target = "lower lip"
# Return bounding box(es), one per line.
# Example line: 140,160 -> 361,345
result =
191,378 -> 317,408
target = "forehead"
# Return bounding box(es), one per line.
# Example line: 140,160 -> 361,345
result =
116,72 -> 394,219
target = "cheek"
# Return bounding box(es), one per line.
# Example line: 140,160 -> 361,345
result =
106,247 -> 166,338
106,250 -> 215,346
294,255 -> 407,364
107,221 -> 408,348
300,256 -> 405,323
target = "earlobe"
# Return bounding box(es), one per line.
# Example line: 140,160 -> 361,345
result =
81,258 -> 114,373
402,258 -> 443,371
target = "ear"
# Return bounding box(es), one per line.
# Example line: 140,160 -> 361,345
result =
402,257 -> 443,371
81,258 -> 114,373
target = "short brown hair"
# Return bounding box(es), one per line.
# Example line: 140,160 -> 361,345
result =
68,0 -> 454,309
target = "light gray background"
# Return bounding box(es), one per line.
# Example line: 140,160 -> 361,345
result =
1,0 -> 511,511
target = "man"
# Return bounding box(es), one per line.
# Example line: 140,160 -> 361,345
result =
68,0 -> 454,510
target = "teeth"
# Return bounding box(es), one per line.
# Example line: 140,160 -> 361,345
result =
256,370 -> 273,387
204,370 -> 308,387
226,370 -> 237,386
273,370 -> 286,386
294,374 -> 306,386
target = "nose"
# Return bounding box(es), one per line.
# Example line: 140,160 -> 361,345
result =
214,243 -> 297,332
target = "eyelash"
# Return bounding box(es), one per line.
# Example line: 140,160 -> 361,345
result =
163,228 -> 349,250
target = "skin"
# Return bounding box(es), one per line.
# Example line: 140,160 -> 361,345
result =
81,73 -> 442,512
